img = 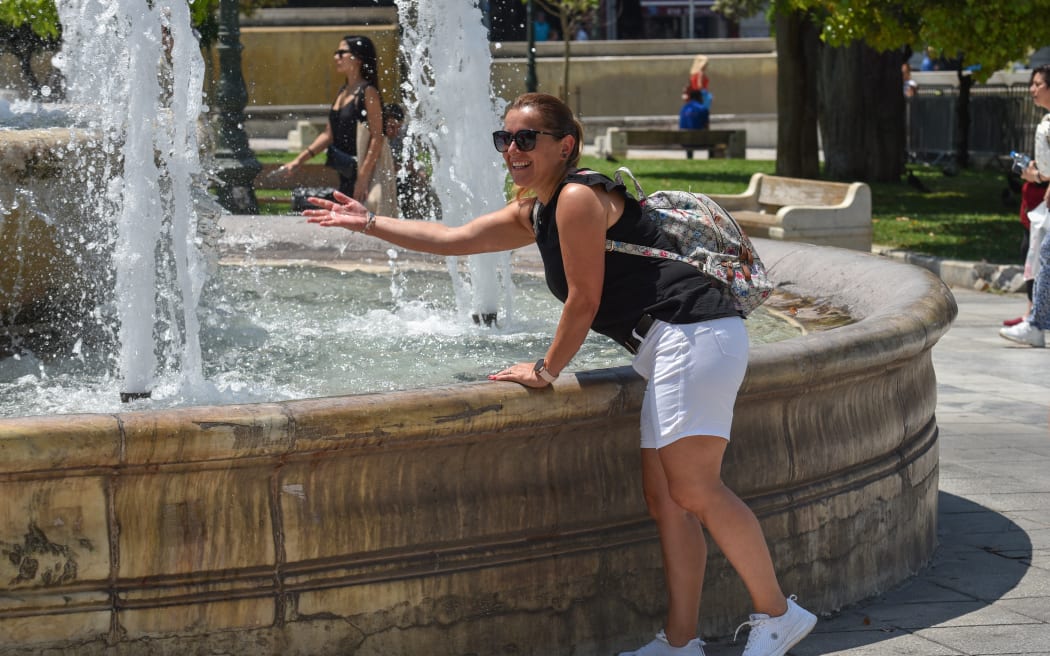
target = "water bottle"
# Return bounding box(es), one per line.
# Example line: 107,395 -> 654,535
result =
1011,151 -> 1032,175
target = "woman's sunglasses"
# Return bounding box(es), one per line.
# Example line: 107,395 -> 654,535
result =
492,129 -> 563,153
334,49 -> 353,58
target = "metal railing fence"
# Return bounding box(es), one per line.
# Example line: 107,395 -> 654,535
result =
907,84 -> 1044,164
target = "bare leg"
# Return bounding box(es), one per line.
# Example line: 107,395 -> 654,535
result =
658,435 -> 787,617
641,448 -> 706,647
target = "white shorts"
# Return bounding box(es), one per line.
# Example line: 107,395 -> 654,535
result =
631,316 -> 749,449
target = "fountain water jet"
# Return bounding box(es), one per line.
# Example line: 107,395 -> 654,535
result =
2,1 -> 522,411
396,0 -> 514,325
52,0 -> 210,401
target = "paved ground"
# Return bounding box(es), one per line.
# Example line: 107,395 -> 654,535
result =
702,287 -> 1050,656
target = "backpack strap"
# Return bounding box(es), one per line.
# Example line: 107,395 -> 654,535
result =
607,167 -> 688,263
530,197 -> 543,237
613,167 -> 647,201
605,238 -> 697,266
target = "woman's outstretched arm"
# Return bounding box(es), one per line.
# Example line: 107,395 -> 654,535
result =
304,191 -> 536,256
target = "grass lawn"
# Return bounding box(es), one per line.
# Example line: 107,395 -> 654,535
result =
252,151 -> 1021,265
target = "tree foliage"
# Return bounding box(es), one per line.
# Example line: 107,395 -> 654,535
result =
783,0 -> 1050,171
0,0 -> 61,96
783,0 -> 1050,82
0,0 -> 286,96
0,0 -> 59,40
716,0 -> 1050,180
711,0 -> 767,24
189,0 -> 288,50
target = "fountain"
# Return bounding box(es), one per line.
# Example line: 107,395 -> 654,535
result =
0,1 -> 956,654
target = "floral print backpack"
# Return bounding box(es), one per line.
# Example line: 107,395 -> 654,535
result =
605,167 -> 774,317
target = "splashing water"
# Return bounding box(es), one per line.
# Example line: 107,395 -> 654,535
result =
53,0 -> 211,399
0,2 -> 798,418
395,0 -> 515,324
3,0 -> 529,414
0,0 -> 542,414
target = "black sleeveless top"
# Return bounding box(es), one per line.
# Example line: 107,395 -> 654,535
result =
533,169 -> 740,349
328,84 -> 369,155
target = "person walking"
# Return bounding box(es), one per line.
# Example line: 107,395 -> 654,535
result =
304,92 -> 817,656
280,35 -> 389,203
1000,64 -> 1050,347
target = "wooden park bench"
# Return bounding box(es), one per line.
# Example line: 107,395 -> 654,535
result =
707,173 -> 872,251
253,163 -> 339,210
595,127 -> 747,160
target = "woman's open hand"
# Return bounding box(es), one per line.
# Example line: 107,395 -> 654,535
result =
303,191 -> 369,231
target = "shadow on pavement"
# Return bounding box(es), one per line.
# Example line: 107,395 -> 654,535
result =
704,491 -> 1033,655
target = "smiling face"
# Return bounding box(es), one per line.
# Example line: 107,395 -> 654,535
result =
501,107 -> 570,198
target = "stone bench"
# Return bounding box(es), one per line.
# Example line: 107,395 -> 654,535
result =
595,127 -> 747,159
707,173 -> 872,251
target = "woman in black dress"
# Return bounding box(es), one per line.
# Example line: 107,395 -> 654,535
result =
282,35 -> 386,200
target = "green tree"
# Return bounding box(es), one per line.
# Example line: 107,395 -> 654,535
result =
792,0 -> 1050,172
533,0 -> 600,102
717,0 -> 823,179
0,0 -> 61,98
1,1 -> 286,100
717,0 -> 1050,181
189,0 -> 288,50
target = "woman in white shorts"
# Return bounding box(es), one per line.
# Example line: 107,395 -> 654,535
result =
305,92 -> 816,656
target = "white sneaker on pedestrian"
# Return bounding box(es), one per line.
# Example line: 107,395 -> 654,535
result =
734,596 -> 817,656
999,320 -> 1046,347
617,630 -> 705,656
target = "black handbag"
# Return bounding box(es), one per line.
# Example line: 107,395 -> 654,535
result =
325,145 -> 358,180
291,186 -> 337,212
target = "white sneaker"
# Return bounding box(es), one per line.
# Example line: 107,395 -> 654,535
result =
735,596 -> 817,656
618,630 -> 706,656
1000,320 -> 1046,347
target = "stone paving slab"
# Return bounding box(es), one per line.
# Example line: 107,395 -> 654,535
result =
785,632 -> 964,656
866,602 -> 1043,629
998,597 -> 1050,622
915,624 -> 1050,654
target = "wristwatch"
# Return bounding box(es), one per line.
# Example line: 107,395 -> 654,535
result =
534,358 -> 558,383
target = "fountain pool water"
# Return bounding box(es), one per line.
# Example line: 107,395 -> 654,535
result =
0,260 -> 803,418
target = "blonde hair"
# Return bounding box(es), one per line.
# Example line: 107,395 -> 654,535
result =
690,54 -> 709,76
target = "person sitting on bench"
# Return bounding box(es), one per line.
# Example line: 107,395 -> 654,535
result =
679,88 -> 712,131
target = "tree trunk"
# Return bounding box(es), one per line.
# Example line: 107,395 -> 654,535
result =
774,8 -> 821,179
818,43 -> 906,182
561,9 -> 571,103
954,70 -> 973,170
17,53 -> 42,97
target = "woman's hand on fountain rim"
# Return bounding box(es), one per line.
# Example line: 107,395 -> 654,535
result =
488,361 -> 551,388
